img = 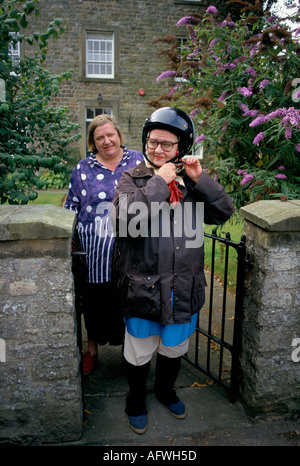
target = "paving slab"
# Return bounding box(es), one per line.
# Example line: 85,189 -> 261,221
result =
53,344 -> 299,447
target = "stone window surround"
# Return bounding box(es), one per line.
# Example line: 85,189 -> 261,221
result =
80,24 -> 120,83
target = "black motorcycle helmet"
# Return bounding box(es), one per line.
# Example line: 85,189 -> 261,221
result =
142,107 -> 195,167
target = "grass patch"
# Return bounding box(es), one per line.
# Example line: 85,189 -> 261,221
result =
204,219 -> 244,294
29,190 -> 68,207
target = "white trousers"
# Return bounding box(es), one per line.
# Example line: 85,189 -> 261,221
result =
124,328 -> 189,366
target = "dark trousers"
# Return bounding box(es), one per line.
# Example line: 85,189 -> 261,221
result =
125,353 -> 181,416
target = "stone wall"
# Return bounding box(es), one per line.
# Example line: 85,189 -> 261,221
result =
240,200 -> 300,417
0,205 -> 82,445
1,199 -> 299,444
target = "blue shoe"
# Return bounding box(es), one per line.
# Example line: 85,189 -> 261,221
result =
167,399 -> 186,419
128,414 -> 148,434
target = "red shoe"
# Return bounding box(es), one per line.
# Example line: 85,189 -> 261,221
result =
82,351 -> 97,375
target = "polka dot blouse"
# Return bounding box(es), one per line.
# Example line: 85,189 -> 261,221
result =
65,148 -> 143,283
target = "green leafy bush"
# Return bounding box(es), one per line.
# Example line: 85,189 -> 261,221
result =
39,168 -> 70,189
0,0 -> 80,204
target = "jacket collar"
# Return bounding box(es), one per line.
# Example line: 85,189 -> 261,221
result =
131,160 -> 154,178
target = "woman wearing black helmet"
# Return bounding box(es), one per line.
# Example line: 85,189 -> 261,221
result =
113,107 -> 234,434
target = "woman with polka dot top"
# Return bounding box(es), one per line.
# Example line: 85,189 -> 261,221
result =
65,115 -> 143,374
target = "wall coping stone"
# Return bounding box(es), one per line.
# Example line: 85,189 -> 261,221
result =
240,200 -> 300,232
0,205 -> 76,241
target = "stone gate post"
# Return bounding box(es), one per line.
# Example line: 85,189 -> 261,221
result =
239,200 -> 300,416
0,204 -> 83,444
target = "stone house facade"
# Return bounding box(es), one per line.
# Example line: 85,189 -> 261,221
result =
24,0 -> 207,160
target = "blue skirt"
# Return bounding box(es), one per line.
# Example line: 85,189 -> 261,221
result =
125,313 -> 198,347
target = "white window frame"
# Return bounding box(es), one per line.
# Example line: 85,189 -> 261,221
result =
86,32 -> 114,79
8,32 -> 21,68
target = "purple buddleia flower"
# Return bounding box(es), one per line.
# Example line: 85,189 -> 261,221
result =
206,6 -> 218,14
247,110 -> 259,117
267,110 -> 279,119
188,51 -> 199,58
249,115 -> 268,127
253,132 -> 266,145
209,38 -> 219,48
250,43 -> 261,56
195,134 -> 206,143
190,108 -> 201,118
220,19 -> 236,27
185,88 -> 194,98
287,108 -> 300,125
296,144 -> 300,153
239,103 -> 248,113
259,79 -> 270,90
275,174 -> 287,179
285,126 -> 292,139
181,70 -> 189,80
218,91 -> 229,101
176,16 -> 201,26
267,108 -> 286,119
238,87 -> 253,97
189,29 -> 197,43
237,169 -> 248,176
240,173 -> 254,185
239,104 -> 259,117
176,16 -> 193,26
268,107 -> 300,125
234,56 -> 246,65
247,78 -> 254,91
278,166 -> 286,170
168,84 -> 180,97
245,67 -> 257,77
156,71 -> 177,82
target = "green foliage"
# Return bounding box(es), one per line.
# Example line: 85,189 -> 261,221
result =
153,2 -> 300,208
39,168 -> 70,189
0,0 -> 80,204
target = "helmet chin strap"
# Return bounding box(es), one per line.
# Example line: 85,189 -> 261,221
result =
166,146 -> 184,165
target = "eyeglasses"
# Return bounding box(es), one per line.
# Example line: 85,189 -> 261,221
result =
146,138 -> 179,152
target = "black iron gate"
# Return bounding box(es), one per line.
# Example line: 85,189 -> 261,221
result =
183,228 -> 247,403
